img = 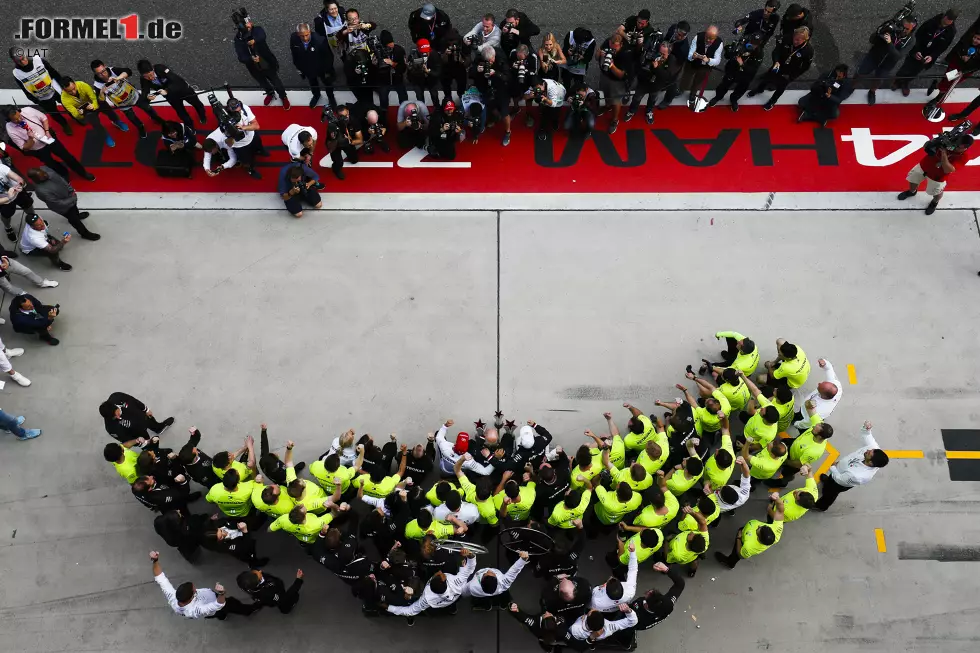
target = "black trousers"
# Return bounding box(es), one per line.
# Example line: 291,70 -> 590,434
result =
409,81 -> 442,106
538,105 -> 561,135
306,72 -> 339,108
397,128 -> 428,150
376,82 -> 409,123
51,205 -> 97,238
118,95 -> 165,133
75,103 -> 122,142
685,65 -> 713,102
471,589 -> 511,610
715,64 -> 762,102
330,143 -> 359,171
441,65 -> 468,101
233,137 -> 265,172
246,64 -> 287,99
429,133 -> 457,159
952,92 -> 980,118
798,93 -> 840,123
753,72 -> 791,104
893,56 -> 928,89
627,79 -> 658,113
0,191 -> 34,228
561,70 -> 585,91
166,92 -> 207,126
814,475 -> 851,511
721,537 -> 742,567
275,578 -> 304,613
210,596 -> 261,619
27,244 -> 67,268
29,96 -> 71,131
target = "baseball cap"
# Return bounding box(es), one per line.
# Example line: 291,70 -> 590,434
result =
416,38 -> 431,54
421,4 -> 436,20
444,100 -> 456,113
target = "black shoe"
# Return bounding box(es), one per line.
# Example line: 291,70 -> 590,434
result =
747,90 -> 758,97
925,200 -> 939,215
5,228 -> 15,241
406,616 -> 416,627
247,169 -> 262,180
83,173 -> 96,182
948,112 -> 966,122
57,261 -> 72,271
472,604 -> 493,612
81,232 -> 101,241
198,116 -> 207,126
159,417 -> 175,434
309,96 -> 321,109
78,211 -> 90,220
314,182 -> 325,190
45,336 -> 60,346
377,140 -> 391,153
927,80 -> 938,95
537,131 -> 547,141
763,101 -> 775,111
250,556 -> 270,569
730,99 -> 739,112
63,124 -> 74,136
645,111 -> 654,124
897,190 -> 917,200
295,461 -> 307,474
656,101 -> 670,110
138,128 -> 148,139
764,478 -> 789,488
714,552 -> 735,569
867,89 -> 876,106
187,491 -> 202,502
4,250 -> 17,259
708,97 -> 719,107
333,167 -> 345,180
448,604 -> 457,615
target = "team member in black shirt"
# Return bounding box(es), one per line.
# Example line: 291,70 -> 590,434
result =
509,602 -> 570,653
657,22 -> 692,108
237,568 -> 304,613
132,473 -> 200,513
540,575 -> 591,621
734,1 -> 782,41
748,25 -> 813,110
710,31 -> 767,111
177,427 -> 221,488
259,424 -> 305,485
629,563 -> 686,631
892,10 -> 959,96
499,9 -> 541,56
596,34 -> 633,134
374,30 -> 409,120
99,392 -> 174,443
855,13 -> 918,104
776,3 -> 813,45
531,447 -> 571,520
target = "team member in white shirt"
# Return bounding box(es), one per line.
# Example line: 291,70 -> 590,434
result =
463,550 -> 529,610
792,358 -> 842,431
434,490 -> 481,525
222,97 -> 267,179
386,547 -> 477,623
814,421 -> 888,511
591,545 -> 637,612
281,123 -> 318,163
0,162 -> 36,242
202,130 -> 239,177
708,455 -> 752,514
526,77 -> 566,141
434,419 -> 494,476
567,604 -> 639,647
149,551 -> 258,620
19,213 -> 71,271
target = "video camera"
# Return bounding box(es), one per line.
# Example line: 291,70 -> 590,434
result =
367,34 -> 392,69
724,30 -> 765,60
208,83 -> 246,142
638,29 -> 665,71
877,0 -> 916,39
231,6 -> 251,35
350,49 -> 373,83
924,119 -> 974,155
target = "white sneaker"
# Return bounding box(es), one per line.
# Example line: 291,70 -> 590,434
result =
0,317 -> 5,324
10,371 -> 31,386
41,280 -> 59,288
4,348 -> 24,358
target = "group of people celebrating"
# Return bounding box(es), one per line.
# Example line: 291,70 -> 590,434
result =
100,331 -> 889,649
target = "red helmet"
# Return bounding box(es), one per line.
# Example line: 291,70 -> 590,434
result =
416,38 -> 431,54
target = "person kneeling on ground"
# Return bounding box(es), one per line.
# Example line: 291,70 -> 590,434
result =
9,293 -> 60,345
19,213 -> 72,270
796,64 -> 852,127
26,167 -> 101,240
278,163 -> 322,218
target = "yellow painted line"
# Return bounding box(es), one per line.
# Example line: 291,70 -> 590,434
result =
815,442 -> 840,481
847,364 -> 858,385
874,528 -> 887,553
945,450 -> 980,460
883,450 -> 924,459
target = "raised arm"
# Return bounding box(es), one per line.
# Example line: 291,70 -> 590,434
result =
818,359 -> 839,385
676,384 -> 698,408
770,495 -> 785,521
623,403 -> 642,419
860,420 -> 878,449
740,371 -> 762,399
245,435 -> 256,471
605,412 -> 620,437
396,446 -> 408,478
285,440 -> 294,467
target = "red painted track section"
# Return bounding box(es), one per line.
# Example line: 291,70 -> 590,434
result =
8,102 -> 980,193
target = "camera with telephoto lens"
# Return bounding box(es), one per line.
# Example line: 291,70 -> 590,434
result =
600,50 -> 614,72
502,20 -> 517,34
350,49 -> 372,83
724,30 -> 764,59
209,84 -> 246,142
464,110 -> 483,131
478,62 -> 494,78
367,35 -> 391,69
408,107 -> 423,130
878,0 -> 916,39
924,120 -> 973,155
515,61 -> 528,85
410,53 -> 428,70
570,93 -> 586,111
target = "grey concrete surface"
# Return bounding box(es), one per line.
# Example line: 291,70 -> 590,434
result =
4,0 -> 978,91
0,207 -> 979,652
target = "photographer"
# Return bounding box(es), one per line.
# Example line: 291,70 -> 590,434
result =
596,34 -> 633,134
684,26 -> 724,109
361,109 -> 390,154
472,45 -> 512,146
855,10 -> 917,105
345,48 -> 377,105
90,60 -> 163,139
395,100 -> 430,149
278,163 -> 322,218
226,96 -> 267,178
428,98 -> 464,159
734,1 -> 781,42
657,21 -> 692,108
508,45 -> 539,127
538,33 -> 567,82
928,32 -> 980,97
626,41 -> 681,123
232,10 -> 290,109
325,104 -> 363,180
282,124 -> 317,164
440,30 -> 469,103
892,9 -> 958,95
407,39 -> 443,106
9,49 -> 72,135
898,131 -> 973,215
500,9 -> 540,56
371,31 -> 409,121
564,83 -> 599,137
461,86 -> 487,144
777,4 -> 813,45
709,30 -> 766,112
409,4 -> 453,50
137,61 -> 208,127
202,133 -> 239,178
291,23 -> 337,109
525,78 -> 565,141
560,27 -> 597,91
748,26 -> 813,110
797,64 -> 853,126
617,9 -> 658,59
59,77 -> 128,149
159,121 -> 198,174
339,8 -> 376,57
464,15 -> 501,52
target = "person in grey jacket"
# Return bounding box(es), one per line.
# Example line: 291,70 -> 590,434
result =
0,254 -> 58,297
25,167 -> 100,240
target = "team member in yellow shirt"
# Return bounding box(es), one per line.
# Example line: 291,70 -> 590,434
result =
767,401 -> 834,488
278,443 -> 329,513
59,76 -> 129,147
586,415 -> 626,469
665,439 -> 704,496
310,453 -> 357,501
404,507 -> 465,540
664,508 -> 708,577
590,481 -> 643,536
103,439 -> 147,484
353,443 -> 408,498
708,367 -> 752,413
251,475 -> 297,517
679,375 -> 732,441
454,454 -> 500,540
570,444 -> 603,490
494,474 -> 536,524
635,430 -> 670,475
703,415 -> 736,490
710,330 -> 759,375
769,386 -> 796,432
715,495 -> 785,568
677,493 -> 720,531
600,446 -> 653,491
206,467 -> 266,529
548,479 -> 593,529
426,480 -> 465,507
745,438 -> 789,487
269,503 -> 343,545
779,466 -> 818,522
739,373 -> 780,449
608,527 -> 663,579
623,473 -> 679,530
211,435 -> 256,482
622,403 -> 657,452
759,339 -> 810,390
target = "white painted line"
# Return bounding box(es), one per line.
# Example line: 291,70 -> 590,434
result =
61,191 -> 980,212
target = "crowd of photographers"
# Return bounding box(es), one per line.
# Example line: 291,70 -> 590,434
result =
5,2 -> 980,216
